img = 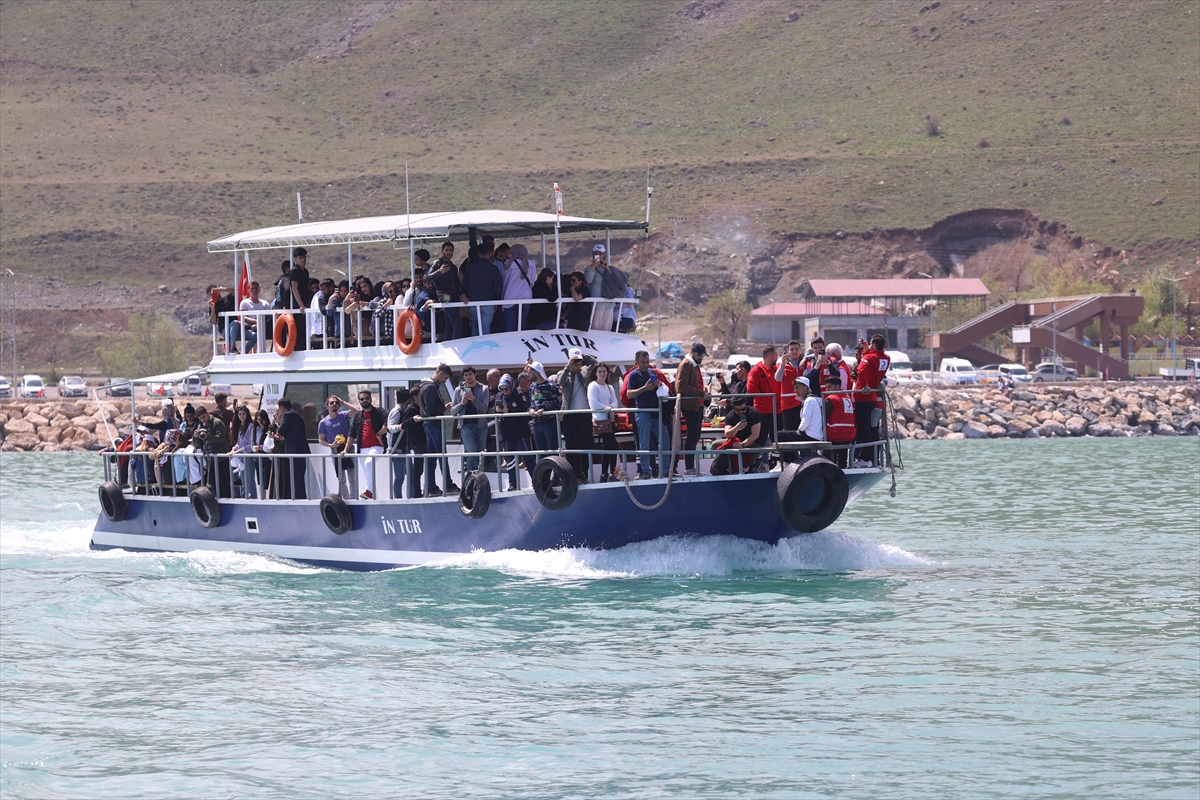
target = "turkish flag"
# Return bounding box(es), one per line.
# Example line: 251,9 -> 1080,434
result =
236,252 -> 252,308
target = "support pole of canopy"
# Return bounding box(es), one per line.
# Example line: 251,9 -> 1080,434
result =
232,245 -> 238,355
554,183 -> 563,327
347,243 -> 353,286
406,161 -> 415,286
540,234 -> 546,273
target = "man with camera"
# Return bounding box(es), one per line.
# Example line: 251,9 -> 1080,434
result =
583,244 -> 629,332
451,366 -> 490,473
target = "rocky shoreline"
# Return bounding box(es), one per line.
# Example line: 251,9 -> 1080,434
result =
888,382 -> 1200,439
0,399 -> 149,452
1,383 -> 1198,452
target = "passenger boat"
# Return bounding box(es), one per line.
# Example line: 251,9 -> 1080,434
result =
91,206 -> 898,570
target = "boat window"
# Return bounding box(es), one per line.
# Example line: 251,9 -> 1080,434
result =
284,381 -> 382,438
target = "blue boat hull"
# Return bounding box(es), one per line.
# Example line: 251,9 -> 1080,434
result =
91,471 -> 887,570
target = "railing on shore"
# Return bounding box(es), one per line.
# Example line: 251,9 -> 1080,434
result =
104,396 -> 896,502
214,295 -> 639,356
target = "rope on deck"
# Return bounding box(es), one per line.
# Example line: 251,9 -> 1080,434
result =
619,393 -> 682,511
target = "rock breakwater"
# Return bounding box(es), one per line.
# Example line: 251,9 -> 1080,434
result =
888,383 -> 1200,440
0,399 -> 153,452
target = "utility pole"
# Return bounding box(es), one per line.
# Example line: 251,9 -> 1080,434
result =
918,272 -> 934,379
4,269 -> 15,385
647,269 -> 663,361
1165,276 -> 1184,372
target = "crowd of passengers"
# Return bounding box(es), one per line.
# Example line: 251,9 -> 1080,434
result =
118,335 -> 891,500
207,238 -> 634,354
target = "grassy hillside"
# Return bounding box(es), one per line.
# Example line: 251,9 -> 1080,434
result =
1,0 -> 1196,287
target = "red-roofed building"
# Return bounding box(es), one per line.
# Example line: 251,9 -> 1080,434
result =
750,279 -> 990,364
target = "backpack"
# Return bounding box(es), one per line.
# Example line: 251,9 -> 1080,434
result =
273,276 -> 289,309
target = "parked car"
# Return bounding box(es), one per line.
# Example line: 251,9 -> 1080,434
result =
1030,363 -> 1077,382
938,357 -> 978,385
106,379 -> 132,397
176,375 -> 206,396
145,381 -> 175,397
20,374 -> 45,398
884,350 -> 917,384
979,363 -> 1032,384
0,376 -> 11,399
57,375 -> 88,398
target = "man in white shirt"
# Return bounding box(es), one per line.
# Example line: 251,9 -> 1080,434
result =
795,376 -> 825,441
234,281 -> 272,354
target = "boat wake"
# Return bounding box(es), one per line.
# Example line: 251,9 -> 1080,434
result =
0,521 -> 323,575
1,520 -> 926,579
423,530 -> 929,579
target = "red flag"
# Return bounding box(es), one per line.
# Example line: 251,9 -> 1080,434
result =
236,252 -> 252,308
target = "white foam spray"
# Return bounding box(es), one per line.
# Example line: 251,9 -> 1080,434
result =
424,531 -> 929,579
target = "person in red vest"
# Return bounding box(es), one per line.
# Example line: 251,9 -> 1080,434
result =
773,339 -> 805,432
822,374 -> 857,468
853,334 -> 890,466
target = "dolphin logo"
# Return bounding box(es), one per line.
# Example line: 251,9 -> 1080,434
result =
461,340 -> 501,360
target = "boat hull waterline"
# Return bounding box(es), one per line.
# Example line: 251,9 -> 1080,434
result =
91,470 -> 886,570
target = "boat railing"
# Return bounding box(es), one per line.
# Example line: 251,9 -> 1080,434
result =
213,295 -> 639,356
103,398 -> 893,502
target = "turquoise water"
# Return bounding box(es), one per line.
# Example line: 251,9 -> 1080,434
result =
1,440 -> 1197,799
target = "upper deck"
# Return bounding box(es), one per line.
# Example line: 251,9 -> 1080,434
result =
205,206 -> 649,386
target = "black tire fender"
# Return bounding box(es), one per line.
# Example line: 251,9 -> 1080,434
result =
774,457 -> 849,533
532,455 -> 578,511
320,494 -> 354,535
458,470 -> 492,519
189,486 -> 222,529
98,480 -> 126,522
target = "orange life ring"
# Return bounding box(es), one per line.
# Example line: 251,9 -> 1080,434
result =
395,309 -> 422,355
274,313 -> 297,357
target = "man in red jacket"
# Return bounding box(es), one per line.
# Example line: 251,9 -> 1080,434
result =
746,345 -> 782,468
746,345 -> 781,432
852,334 -> 890,466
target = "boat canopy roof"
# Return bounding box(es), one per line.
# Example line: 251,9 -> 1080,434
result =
207,209 -> 647,253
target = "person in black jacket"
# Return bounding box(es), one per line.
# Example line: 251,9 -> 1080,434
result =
427,241 -> 466,340
343,389 -> 386,500
273,397 -> 310,499
418,364 -> 456,497
462,241 -> 504,336
386,388 -> 421,499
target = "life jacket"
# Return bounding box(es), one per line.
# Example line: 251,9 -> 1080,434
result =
824,392 -> 857,443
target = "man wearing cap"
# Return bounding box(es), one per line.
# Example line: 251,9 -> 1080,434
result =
674,342 -> 710,476
584,244 -> 629,332
795,376 -> 825,442
495,373 -> 536,490
526,360 -> 563,460
196,405 -> 233,498
557,348 -> 597,481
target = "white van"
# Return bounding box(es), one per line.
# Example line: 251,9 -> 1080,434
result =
939,357 -> 978,384
885,350 -> 915,383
